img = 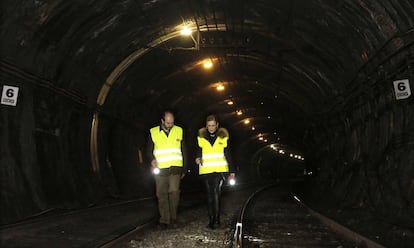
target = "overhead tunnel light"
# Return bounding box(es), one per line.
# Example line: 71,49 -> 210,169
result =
203,59 -> 213,69
216,83 -> 225,91
180,25 -> 192,36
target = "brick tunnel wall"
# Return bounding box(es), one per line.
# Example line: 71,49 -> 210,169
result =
307,45 -> 414,227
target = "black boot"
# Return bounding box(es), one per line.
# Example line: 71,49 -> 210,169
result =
213,191 -> 221,228
207,215 -> 215,229
214,215 -> 220,227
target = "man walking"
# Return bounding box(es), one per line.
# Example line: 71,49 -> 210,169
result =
148,110 -> 186,229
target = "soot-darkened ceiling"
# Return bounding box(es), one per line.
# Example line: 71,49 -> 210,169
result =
3,0 -> 413,150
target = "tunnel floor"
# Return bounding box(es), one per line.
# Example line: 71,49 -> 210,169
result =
0,183 -> 412,247
111,183 -> 414,248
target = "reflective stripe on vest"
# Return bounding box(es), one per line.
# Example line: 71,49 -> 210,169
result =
150,126 -> 183,169
197,136 -> 229,174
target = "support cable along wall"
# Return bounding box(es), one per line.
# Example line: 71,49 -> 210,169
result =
312,29 -> 414,227
328,28 -> 414,114
0,60 -> 86,106
317,28 -> 414,158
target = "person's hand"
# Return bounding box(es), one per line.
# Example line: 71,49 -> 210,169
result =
151,159 -> 158,167
180,173 -> 186,179
195,157 -> 202,165
228,173 -> 236,185
150,159 -> 158,173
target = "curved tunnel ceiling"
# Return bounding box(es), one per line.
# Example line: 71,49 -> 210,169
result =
3,0 -> 414,167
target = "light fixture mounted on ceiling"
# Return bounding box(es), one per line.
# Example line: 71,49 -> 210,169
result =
216,82 -> 225,91
180,25 -> 192,36
203,59 -> 213,69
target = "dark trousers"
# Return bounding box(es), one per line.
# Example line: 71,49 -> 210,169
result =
202,173 -> 224,227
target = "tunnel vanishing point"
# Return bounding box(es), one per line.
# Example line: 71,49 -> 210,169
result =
0,0 -> 413,228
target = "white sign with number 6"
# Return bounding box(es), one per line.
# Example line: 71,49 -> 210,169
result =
1,85 -> 19,106
393,79 -> 411,100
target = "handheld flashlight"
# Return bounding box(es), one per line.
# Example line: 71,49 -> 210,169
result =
229,178 -> 236,186
153,167 -> 160,175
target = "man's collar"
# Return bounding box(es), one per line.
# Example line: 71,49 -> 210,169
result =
160,125 -> 171,133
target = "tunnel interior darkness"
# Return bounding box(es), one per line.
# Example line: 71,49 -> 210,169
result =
1,0 -> 413,228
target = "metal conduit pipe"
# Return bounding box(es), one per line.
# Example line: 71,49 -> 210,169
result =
0,60 -> 86,105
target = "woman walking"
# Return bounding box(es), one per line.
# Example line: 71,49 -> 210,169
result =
195,114 -> 236,229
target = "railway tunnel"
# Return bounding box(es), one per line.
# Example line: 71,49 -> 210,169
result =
1,0 -> 413,234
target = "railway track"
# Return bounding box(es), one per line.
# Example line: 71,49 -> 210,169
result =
231,184 -> 385,248
0,197 -> 158,248
0,185 -> 210,248
1,183 -> 387,248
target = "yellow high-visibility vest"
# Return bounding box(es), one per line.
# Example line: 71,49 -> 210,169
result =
150,126 -> 183,169
198,135 -> 229,174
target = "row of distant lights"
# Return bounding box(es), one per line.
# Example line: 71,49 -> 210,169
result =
180,24 -> 279,145
195,58 -> 258,132
181,26 -> 231,93
270,144 -> 305,160
181,24 -> 304,160
201,55 -> 280,146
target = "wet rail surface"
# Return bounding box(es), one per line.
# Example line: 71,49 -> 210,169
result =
234,185 -> 377,248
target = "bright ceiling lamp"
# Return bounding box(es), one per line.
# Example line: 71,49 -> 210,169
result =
216,83 -> 225,91
227,100 -> 234,105
180,25 -> 192,36
203,59 -> 213,69
236,110 -> 243,115
244,119 -> 250,124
